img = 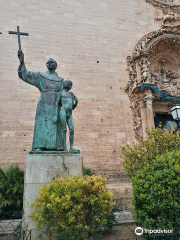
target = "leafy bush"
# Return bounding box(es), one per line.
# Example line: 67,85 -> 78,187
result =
133,151 -> 180,236
83,167 -> 93,176
30,175 -> 113,239
82,167 -> 116,230
0,164 -> 24,218
121,128 -> 180,178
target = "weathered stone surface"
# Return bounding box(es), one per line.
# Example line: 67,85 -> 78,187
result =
0,0 -> 158,182
25,153 -> 83,183
126,26 -> 180,140
107,183 -> 133,209
0,219 -> 21,235
114,210 -> 134,224
23,153 -> 83,234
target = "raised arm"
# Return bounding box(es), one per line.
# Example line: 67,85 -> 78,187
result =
18,50 -> 40,88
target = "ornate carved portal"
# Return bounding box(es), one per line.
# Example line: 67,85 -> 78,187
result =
126,27 -> 180,139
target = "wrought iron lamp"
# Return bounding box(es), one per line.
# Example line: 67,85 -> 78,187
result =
170,104 -> 180,130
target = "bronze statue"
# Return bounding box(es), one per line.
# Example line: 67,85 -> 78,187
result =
55,80 -> 80,153
18,50 -> 64,151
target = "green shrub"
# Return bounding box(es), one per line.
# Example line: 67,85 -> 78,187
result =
30,175 -> 114,239
133,150 -> 180,236
121,128 -> 180,178
83,167 -> 93,176
0,164 -> 24,218
82,167 -> 116,230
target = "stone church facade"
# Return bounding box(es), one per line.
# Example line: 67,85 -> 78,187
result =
0,0 -> 179,201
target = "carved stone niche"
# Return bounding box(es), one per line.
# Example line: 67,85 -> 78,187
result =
126,27 -> 180,140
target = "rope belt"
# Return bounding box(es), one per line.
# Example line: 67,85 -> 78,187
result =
42,89 -> 60,93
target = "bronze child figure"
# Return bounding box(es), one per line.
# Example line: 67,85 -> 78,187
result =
55,80 -> 80,153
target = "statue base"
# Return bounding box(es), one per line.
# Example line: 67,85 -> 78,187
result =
23,153 -> 83,238
29,150 -> 80,154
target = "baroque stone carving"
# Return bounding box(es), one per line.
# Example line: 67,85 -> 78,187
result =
126,59 -> 143,140
162,5 -> 180,27
146,0 -> 180,11
139,57 -> 151,83
133,28 -> 180,59
126,24 -> 180,139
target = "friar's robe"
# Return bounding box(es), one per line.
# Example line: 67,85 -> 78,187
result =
18,64 -> 63,150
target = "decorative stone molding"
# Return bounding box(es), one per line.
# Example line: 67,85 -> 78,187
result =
144,90 -> 155,130
146,0 -> 180,12
162,5 -> 180,27
132,28 -> 180,59
139,57 -> 151,83
126,58 -> 143,140
144,90 -> 154,104
126,24 -> 180,139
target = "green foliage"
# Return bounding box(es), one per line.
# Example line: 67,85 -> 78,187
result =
0,164 -> 24,216
82,167 -> 116,230
30,175 -> 114,239
133,151 -> 180,236
121,128 -> 180,178
13,221 -> 22,240
105,210 -> 116,230
83,167 -> 93,176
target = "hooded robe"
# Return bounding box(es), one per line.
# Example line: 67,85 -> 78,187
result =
18,64 -> 63,150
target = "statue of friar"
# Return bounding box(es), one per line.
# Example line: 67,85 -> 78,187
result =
18,50 -> 64,152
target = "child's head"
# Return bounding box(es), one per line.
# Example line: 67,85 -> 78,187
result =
63,80 -> 73,90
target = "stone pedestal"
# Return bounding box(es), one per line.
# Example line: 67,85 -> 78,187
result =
23,153 -> 83,235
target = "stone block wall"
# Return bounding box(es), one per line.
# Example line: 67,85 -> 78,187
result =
0,0 -> 161,182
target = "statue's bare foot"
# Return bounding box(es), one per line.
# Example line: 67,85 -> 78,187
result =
69,147 -> 80,153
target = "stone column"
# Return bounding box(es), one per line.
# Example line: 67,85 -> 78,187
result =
23,153 -> 83,238
137,93 -> 148,139
144,90 -> 155,130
